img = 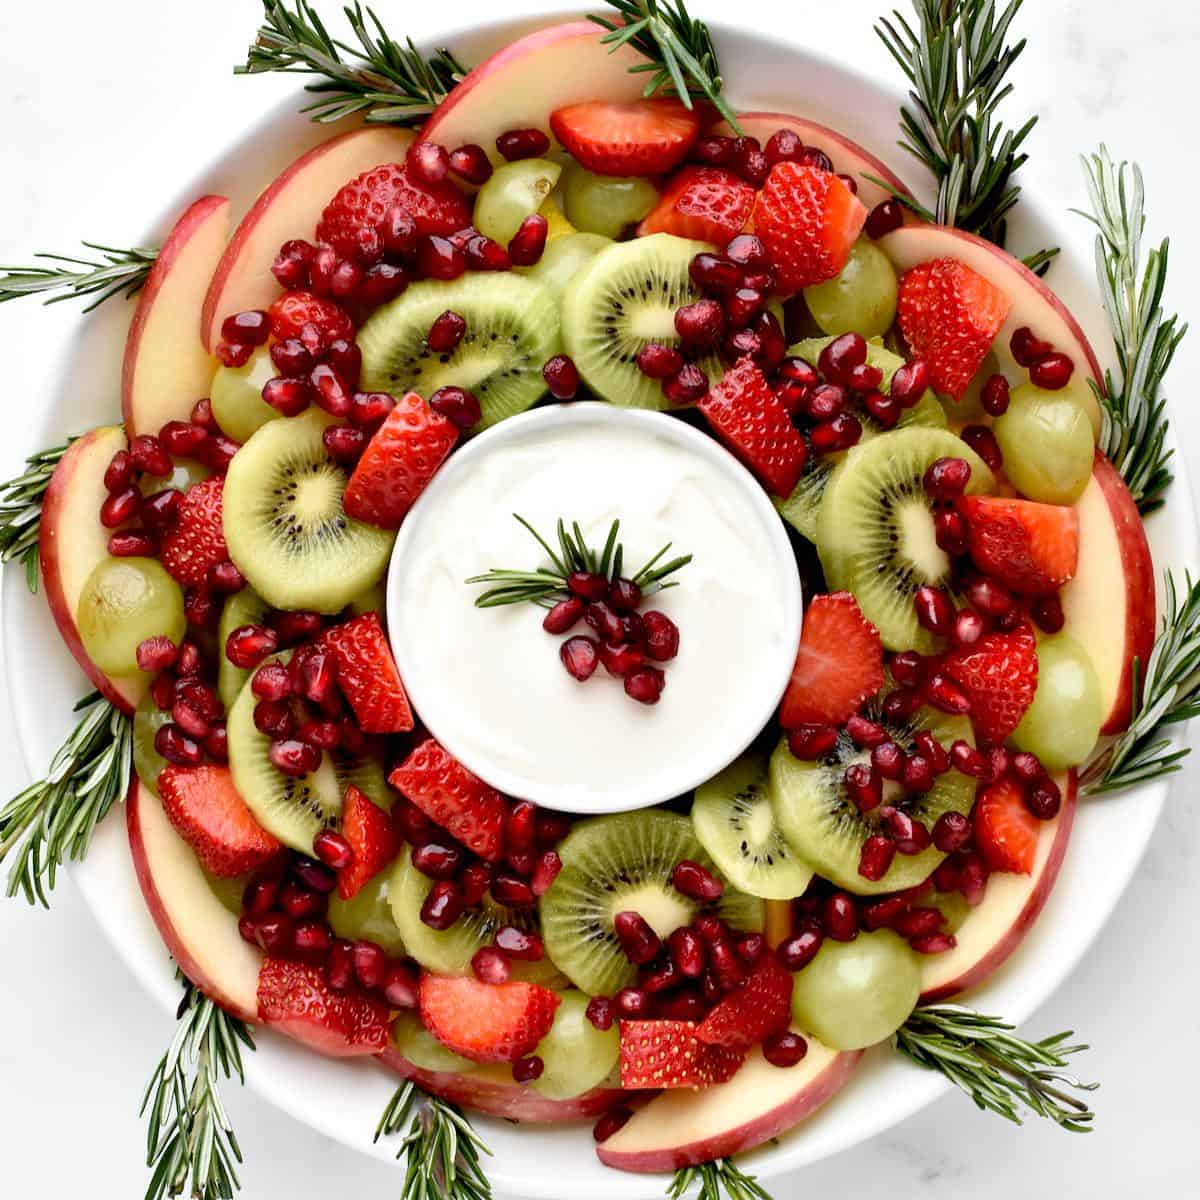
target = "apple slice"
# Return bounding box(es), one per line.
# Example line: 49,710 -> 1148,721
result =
39,426 -> 146,714
920,772 -> 1077,1003
201,126 -> 414,350
122,195 -> 230,437
127,776 -> 262,1021
1061,452 -> 1157,734
879,223 -> 1104,433
596,1034 -> 861,1172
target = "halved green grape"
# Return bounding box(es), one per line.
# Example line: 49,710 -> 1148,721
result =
474,158 -> 562,246
522,231 -> 612,300
78,557 -> 185,677
210,344 -> 280,445
133,690 -> 172,793
992,382 -> 1094,504
803,239 -> 898,338
562,163 -> 659,239
532,991 -> 620,1100
327,869 -> 406,957
1011,632 -> 1103,770
392,1010 -> 478,1074
789,930 -> 920,1050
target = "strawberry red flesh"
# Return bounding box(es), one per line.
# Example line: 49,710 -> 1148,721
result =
697,957 -> 793,1051
959,496 -> 1080,595
320,611 -> 413,733
942,622 -> 1039,745
619,1019 -> 745,1089
160,477 -> 228,589
638,167 -> 756,245
337,784 -> 399,900
418,973 -> 559,1064
974,777 -> 1039,874
257,957 -> 390,1056
550,99 -> 700,177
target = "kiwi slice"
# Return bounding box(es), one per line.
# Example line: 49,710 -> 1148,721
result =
562,233 -> 724,411
132,691 -> 172,795
357,273 -> 560,430
775,338 -> 947,543
222,408 -> 394,614
388,847 -> 564,986
540,810 -> 764,997
217,588 -> 269,711
770,702 -> 976,896
692,753 -> 814,901
816,426 -> 994,654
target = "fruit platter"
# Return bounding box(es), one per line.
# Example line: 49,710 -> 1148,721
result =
1,3 -> 1195,1199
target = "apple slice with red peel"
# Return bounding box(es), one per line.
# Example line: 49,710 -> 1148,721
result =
1061,452 -> 1157,734
920,772 -> 1077,1003
39,426 -> 146,714
596,1035 -> 860,1172
122,195 -> 230,437
201,126 -> 413,350
879,223 -> 1105,434
126,776 -> 262,1021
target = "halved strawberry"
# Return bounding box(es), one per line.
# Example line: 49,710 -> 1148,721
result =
780,592 -> 884,729
320,612 -> 413,733
754,163 -> 867,291
419,974 -> 560,1064
257,957 -> 390,1057
959,496 -> 1079,595
550,99 -> 700,176
942,623 -> 1038,745
637,167 -> 756,245
267,291 -> 354,343
698,357 -> 808,497
619,1019 -> 745,1089
697,958 -> 793,1051
160,477 -> 227,588
974,777 -> 1038,874
316,162 -> 472,260
343,393 -> 458,528
389,738 -> 506,861
337,784 -> 399,900
897,258 -> 1012,400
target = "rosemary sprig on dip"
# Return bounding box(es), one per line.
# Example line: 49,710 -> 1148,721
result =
0,438 -> 71,591
668,1157 -> 771,1200
0,242 -> 157,310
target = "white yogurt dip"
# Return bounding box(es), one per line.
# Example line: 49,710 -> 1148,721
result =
387,403 -> 802,813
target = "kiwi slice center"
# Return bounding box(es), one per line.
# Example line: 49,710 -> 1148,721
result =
896,499 -> 949,580
628,302 -> 679,343
607,885 -> 693,940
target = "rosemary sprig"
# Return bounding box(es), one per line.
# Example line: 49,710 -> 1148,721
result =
895,1004 -> 1097,1131
668,1158 -> 771,1200
237,1 -> 466,125
467,515 -> 692,609
0,439 -> 71,591
0,691 -> 132,906
1077,147 -> 1185,515
591,1 -> 742,133
0,242 -> 157,310
141,977 -> 254,1200
376,1081 -> 492,1200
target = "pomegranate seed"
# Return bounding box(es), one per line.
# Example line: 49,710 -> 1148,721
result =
777,927 -> 823,971
902,755 -> 935,793
752,311 -> 787,368
158,420 -> 209,460
723,235 -> 766,271
823,892 -> 859,941
172,699 -> 210,741
100,487 -> 141,528
207,561 -> 246,595
915,732 -> 950,775
508,215 -> 548,266
806,383 -> 847,422
641,959 -> 680,995
309,245 -> 344,296
502,799 -> 536,852
253,913 -> 294,956
662,363 -> 709,405
292,646 -> 337,706
155,724 -> 202,767
296,719 -> 340,751
615,987 -> 650,1018
216,341 -> 253,369
343,394 -> 394,436
271,240 -> 314,288
931,811 -> 972,853
985,746 -> 1012,783
420,386 -> 480,433
535,596 -> 585,637
762,1030 -> 809,1068
323,425 -> 367,464
413,841 -> 464,880
506,845 -> 537,877
896,907 -> 944,940
349,940 -> 389,990
560,636 -> 599,681
326,940 -> 354,990
694,915 -> 725,943
543,355 -> 580,399
809,412 -> 862,452
788,724 -> 838,760
421,879 -> 465,930
563,570 -> 606,602
203,722 -> 228,766
654,991 -> 707,1021
675,298 -> 725,348
887,362 -> 927,412
961,424 -> 1003,470
242,877 -> 279,919
599,642 -> 644,677
844,762 -> 883,812
690,133 -> 735,165
797,146 -> 833,172
949,740 -> 989,779
952,608 -> 985,647
673,860 -> 724,902
871,741 -> 906,781
313,829 -> 354,870
958,853 -> 990,906
308,363 -> 350,417
531,850 -> 562,896
913,585 -> 954,635
253,697 -> 293,739
641,611 -> 680,661
848,362 -> 884,393
965,576 -> 1014,619
736,932 -> 766,965
859,835 -> 897,881
863,390 -> 901,428
709,940 -> 747,989
175,642 -> 204,678
464,234 -> 511,271
935,509 -> 968,556
534,812 -> 570,849
911,932 -> 957,954
383,963 -> 419,1009
269,738 -> 321,776
104,451 -> 137,497
221,310 -> 270,347
260,375 -> 311,419
225,624 -> 278,669
269,610 -> 324,645
1030,352 -> 1075,390
287,859 -> 334,897
765,128 -> 805,165
491,873 -> 535,907
324,339 -> 361,390
981,373 -> 1011,416
865,198 -> 905,238
883,687 -> 924,722
408,140 -> 449,185
270,335 -> 314,377
818,333 -> 867,384
136,636 -> 178,673
582,600 -> 623,643
586,995 -> 614,1031
137,489 -> 180,533
689,252 -> 742,294
924,672 -> 972,715
923,457 -> 972,500
846,714 -> 888,747
290,920 -> 331,961
636,343 -> 683,380
361,260 -> 409,305
1026,777 -> 1062,820
494,926 -> 544,961
1010,326 -> 1053,367
469,945 -> 511,986
881,807 -> 932,855
427,310 -> 467,354
614,910 -> 662,965
732,136 -> 769,184
448,143 -> 493,185
509,1055 -> 543,1085
496,128 -> 550,160
598,578 -> 639,616
665,926 -> 707,978
416,235 -> 466,280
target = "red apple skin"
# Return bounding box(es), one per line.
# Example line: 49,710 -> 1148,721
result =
39,426 -> 145,714
121,195 -> 230,437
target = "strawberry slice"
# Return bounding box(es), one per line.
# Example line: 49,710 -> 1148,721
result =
267,291 -> 354,343
942,623 -> 1038,745
158,764 -> 282,877
550,99 -> 700,176
959,496 -> 1080,595
754,163 -> 867,291
419,974 -> 560,1064
389,737 -> 506,861
343,393 -> 458,528
897,258 -> 1012,400
974,777 -> 1039,874
320,612 -> 413,733
257,957 -> 390,1057
698,357 -> 808,497
637,167 -> 756,245
697,958 -> 793,1051
337,784 -> 399,900
619,1019 -> 745,1089
160,477 -> 228,589
780,592 -> 884,729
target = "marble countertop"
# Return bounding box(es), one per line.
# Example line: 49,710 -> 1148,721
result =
1,1 -> 1197,1196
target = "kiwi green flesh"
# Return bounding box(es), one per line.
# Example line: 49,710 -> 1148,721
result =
816,426 -> 994,655
691,753 -> 814,901
521,232 -> 612,300
540,810 -> 763,997
133,691 -> 172,795
770,704 -> 975,896
222,408 -> 394,614
217,588 -> 269,712
357,273 -> 561,430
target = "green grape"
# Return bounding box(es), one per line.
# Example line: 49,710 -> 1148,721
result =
143,458 -> 211,497
1012,632 -> 1103,770
522,231 -> 612,299
804,239 -> 898,338
327,869 -> 406,957
210,345 -> 280,445
562,164 -> 659,239
532,991 -> 619,1100
133,690 -> 172,793
474,158 -> 562,246
948,351 -> 1003,424
790,930 -> 920,1050
992,382 -> 1094,504
392,1010 -> 478,1074
203,869 -> 247,917
78,557 -> 186,677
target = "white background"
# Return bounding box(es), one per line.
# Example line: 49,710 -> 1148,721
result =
1,1 -> 1198,1196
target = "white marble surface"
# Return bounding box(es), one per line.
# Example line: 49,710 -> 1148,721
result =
1,0 -> 1198,1196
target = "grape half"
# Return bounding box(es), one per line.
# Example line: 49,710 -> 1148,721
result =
532,991 -> 619,1100
804,239 -> 898,338
993,382 -> 1094,504
1011,632 -> 1103,769
563,164 -> 659,239
474,158 -> 562,246
77,557 -> 185,677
